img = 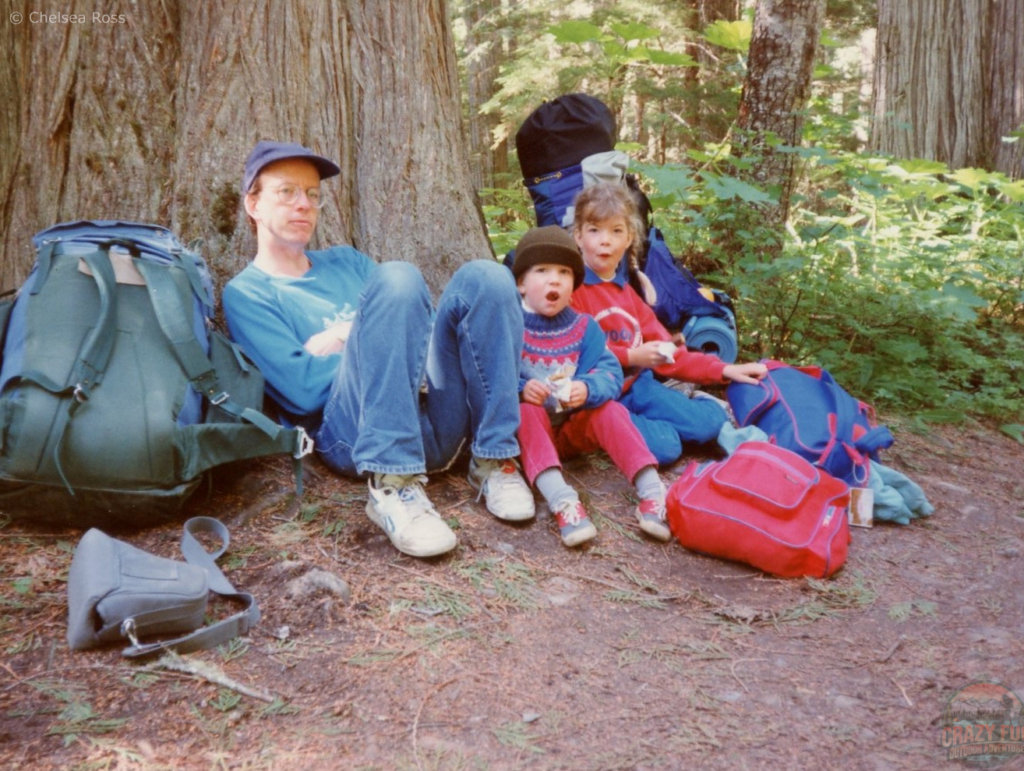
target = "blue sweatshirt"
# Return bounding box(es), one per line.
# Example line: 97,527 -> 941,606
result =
222,246 -> 376,425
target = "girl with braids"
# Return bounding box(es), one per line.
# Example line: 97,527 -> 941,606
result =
569,182 -> 767,467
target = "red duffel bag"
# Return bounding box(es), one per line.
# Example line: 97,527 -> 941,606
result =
666,442 -> 851,578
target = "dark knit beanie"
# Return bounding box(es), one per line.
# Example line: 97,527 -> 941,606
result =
511,225 -> 585,289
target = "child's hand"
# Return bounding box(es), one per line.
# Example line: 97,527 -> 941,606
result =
522,379 -> 551,406
629,341 -> 675,369
723,362 -> 768,385
564,381 -> 589,409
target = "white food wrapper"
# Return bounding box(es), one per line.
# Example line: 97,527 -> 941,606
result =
554,378 -> 573,404
848,487 -> 874,528
656,341 -> 676,363
546,364 -> 577,413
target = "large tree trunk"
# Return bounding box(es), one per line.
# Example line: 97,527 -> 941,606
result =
348,1 -> 490,290
986,0 -> 1024,178
1,0 -> 490,296
870,0 -> 989,169
0,13 -> 24,291
1,0 -> 179,292
736,0 -> 825,226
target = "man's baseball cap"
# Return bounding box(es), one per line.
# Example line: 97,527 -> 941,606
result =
242,140 -> 341,195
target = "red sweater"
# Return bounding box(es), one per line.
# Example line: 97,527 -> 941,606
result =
571,265 -> 727,392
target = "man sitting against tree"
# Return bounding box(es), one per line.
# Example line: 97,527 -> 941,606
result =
223,141 -> 534,558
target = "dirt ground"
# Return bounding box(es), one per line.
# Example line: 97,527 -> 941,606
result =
2,415 -> 1023,771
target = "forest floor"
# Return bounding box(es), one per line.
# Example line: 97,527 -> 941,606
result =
2,414 -> 1023,771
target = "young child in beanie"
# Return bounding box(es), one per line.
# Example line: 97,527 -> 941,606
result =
511,225 -> 671,546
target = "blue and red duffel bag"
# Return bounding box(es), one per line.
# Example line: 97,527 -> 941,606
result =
726,360 -> 894,487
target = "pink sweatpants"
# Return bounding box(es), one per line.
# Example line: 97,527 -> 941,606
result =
518,401 -> 657,486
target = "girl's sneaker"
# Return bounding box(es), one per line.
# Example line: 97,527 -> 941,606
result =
635,499 -> 671,542
552,499 -> 597,547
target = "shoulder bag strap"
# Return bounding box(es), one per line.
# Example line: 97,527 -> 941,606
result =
121,517 -> 260,658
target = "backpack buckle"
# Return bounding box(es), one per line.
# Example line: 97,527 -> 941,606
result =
294,427 -> 314,459
209,391 -> 229,406
73,384 -> 88,403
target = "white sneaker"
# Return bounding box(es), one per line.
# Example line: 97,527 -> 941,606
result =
366,475 -> 457,557
468,458 -> 536,521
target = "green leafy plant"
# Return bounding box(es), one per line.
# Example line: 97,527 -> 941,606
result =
209,688 -> 243,713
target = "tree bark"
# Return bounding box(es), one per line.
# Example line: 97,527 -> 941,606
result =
0,11 -> 23,291
870,0 -> 989,169
986,0 -> 1024,178
347,1 -> 491,291
1,0 -> 490,297
1,0 -> 179,291
736,0 -> 825,225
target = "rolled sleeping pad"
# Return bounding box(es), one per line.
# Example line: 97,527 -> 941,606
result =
682,309 -> 738,364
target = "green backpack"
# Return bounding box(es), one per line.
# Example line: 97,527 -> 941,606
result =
0,221 -> 311,528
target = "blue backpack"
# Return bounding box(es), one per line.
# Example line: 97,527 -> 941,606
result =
725,360 -> 894,486
513,94 -> 738,361
642,228 -> 737,362
0,221 -> 311,528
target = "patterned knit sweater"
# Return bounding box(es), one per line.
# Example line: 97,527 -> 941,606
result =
520,306 -> 623,416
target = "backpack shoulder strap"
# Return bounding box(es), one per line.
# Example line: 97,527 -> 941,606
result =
14,248 -> 121,494
121,517 -> 260,658
134,258 -> 309,465
18,248 -> 119,399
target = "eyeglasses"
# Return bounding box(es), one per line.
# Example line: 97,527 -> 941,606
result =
270,184 -> 325,209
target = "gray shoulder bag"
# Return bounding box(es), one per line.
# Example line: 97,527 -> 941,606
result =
67,516 -> 260,658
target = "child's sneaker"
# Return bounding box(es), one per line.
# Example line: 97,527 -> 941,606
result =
552,499 -> 597,547
468,458 -> 536,521
366,474 -> 457,558
635,499 -> 671,542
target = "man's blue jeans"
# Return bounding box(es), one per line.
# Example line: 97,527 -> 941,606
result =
315,260 -> 523,477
